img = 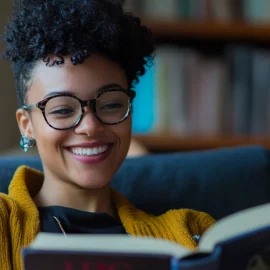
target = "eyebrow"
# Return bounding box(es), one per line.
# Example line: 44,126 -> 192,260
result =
44,90 -> 73,99
44,83 -> 125,99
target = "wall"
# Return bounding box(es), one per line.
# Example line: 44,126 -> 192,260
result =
0,1 -> 21,155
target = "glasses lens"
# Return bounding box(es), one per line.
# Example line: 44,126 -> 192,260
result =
45,96 -> 81,129
96,91 -> 131,124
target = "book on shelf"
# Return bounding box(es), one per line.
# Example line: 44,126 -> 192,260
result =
131,58 -> 156,134
225,45 -> 253,135
23,203 -> 270,270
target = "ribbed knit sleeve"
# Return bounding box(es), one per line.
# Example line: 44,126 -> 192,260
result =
0,195 -> 14,270
162,209 -> 216,249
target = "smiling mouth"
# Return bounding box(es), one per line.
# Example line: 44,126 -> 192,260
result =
68,144 -> 110,156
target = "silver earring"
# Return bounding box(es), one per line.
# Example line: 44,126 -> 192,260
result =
20,135 -> 36,152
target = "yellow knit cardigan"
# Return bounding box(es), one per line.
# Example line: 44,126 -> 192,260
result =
0,166 -> 215,270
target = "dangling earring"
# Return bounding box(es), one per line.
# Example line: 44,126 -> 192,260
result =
20,135 -> 36,152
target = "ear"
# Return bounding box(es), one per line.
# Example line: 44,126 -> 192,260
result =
16,108 -> 35,138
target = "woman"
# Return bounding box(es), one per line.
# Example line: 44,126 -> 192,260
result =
0,0 -> 215,269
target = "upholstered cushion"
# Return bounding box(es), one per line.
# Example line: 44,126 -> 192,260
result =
0,145 -> 269,220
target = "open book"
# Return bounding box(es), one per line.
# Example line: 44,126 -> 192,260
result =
23,203 -> 270,270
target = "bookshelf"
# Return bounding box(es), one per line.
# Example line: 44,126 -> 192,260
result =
131,19 -> 270,152
127,0 -> 270,153
143,19 -> 270,42
134,135 -> 270,153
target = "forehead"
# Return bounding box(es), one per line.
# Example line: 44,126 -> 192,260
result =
28,54 -> 127,102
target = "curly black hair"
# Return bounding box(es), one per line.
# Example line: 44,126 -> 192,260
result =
2,0 -> 155,106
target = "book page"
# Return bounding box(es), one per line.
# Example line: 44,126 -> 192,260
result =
28,233 -> 191,258
198,203 -> 270,252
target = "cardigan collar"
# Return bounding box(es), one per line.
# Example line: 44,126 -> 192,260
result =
8,166 -> 152,236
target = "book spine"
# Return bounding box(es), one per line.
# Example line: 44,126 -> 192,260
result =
226,45 -> 253,135
250,49 -> 270,135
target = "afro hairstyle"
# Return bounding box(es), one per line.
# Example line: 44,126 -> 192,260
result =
2,0 -> 155,106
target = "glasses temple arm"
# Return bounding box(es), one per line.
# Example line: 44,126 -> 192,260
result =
22,104 -> 38,109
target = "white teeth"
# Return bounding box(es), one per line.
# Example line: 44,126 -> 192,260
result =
70,145 -> 109,156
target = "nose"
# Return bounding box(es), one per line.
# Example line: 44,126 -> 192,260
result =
74,106 -> 105,137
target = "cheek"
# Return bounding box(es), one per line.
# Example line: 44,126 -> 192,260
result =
113,117 -> 132,152
32,114 -> 67,151
117,117 -> 132,139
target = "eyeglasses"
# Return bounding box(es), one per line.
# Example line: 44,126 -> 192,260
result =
22,87 -> 136,130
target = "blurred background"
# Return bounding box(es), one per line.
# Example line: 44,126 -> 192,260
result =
128,0 -> 270,152
1,0 -> 270,155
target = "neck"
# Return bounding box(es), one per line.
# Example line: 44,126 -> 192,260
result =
33,173 -> 117,220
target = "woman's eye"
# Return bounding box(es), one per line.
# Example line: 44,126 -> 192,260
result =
50,108 -> 74,115
101,103 -> 123,110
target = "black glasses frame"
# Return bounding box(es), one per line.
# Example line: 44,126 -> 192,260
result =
22,87 -> 136,130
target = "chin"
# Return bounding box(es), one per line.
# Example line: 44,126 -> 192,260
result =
77,181 -> 110,190
70,168 -> 114,190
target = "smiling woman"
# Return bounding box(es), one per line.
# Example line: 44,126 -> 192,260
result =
0,0 -> 215,269
18,54 -> 134,192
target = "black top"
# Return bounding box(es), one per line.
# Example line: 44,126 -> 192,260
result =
38,206 -> 127,235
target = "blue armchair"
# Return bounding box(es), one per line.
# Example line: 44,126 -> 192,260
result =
0,145 -> 269,220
